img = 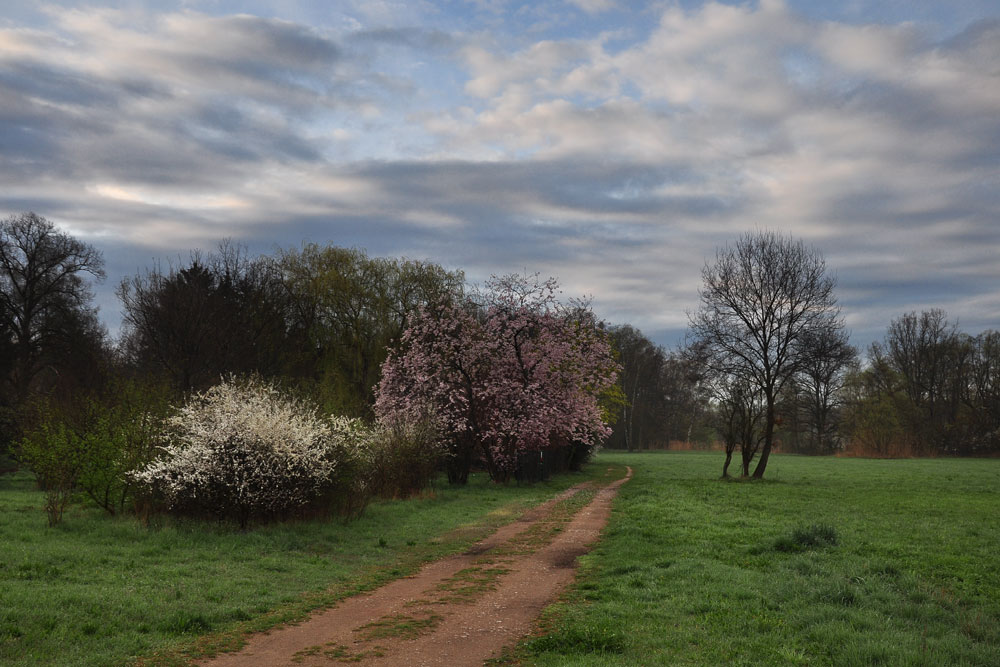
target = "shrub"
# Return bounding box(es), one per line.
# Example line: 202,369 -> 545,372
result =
322,415 -> 377,518
18,417 -> 78,526
132,377 -> 358,528
18,381 -> 170,524
367,419 -> 444,498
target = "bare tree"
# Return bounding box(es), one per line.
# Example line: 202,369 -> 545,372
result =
795,326 -> 856,454
690,231 -> 842,478
715,374 -> 767,477
0,212 -> 105,396
869,309 -> 977,454
117,245 -> 288,392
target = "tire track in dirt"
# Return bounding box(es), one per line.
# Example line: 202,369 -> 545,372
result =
202,466 -> 631,667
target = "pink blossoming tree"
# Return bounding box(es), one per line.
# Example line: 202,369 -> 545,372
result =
375,274 -> 619,483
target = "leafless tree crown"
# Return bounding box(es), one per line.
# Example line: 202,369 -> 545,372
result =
690,231 -> 844,477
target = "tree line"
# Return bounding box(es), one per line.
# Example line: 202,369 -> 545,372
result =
603,232 -> 1000,474
1,212 -> 618,525
2,212 -> 997,494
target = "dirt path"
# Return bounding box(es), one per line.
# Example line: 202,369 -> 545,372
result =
201,466 -> 632,667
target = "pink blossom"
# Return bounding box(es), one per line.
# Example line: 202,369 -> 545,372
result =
375,274 -> 619,483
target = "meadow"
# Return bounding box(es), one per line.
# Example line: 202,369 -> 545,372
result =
506,451 -> 1000,666
0,466 -> 609,666
3,452 -> 999,666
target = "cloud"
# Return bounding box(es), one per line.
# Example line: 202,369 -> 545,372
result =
0,1 -> 997,350
565,0 -> 617,15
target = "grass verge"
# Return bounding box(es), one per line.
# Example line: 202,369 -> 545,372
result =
0,464 -> 617,666
501,451 -> 1000,666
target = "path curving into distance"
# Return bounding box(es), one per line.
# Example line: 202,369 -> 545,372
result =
201,466 -> 632,666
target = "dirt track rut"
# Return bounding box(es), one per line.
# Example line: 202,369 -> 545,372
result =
202,466 -> 631,667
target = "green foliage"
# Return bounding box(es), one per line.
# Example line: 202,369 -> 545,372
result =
17,380 -> 171,524
17,417 -> 77,526
366,419 -> 444,499
506,451 -> 1000,666
597,381 -> 626,428
277,243 -> 464,418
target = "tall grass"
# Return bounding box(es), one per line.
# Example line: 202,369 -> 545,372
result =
507,451 -> 1000,666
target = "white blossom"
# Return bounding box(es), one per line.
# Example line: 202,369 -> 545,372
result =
132,377 -> 369,525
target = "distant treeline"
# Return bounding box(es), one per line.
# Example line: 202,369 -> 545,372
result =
841,311 -> 1000,457
601,312 -> 1000,459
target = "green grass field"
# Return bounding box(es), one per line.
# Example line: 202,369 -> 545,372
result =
0,466 -> 612,666
508,450 -> 1000,666
4,453 -> 998,666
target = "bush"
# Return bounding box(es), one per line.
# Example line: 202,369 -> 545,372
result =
18,417 -> 78,526
367,419 -> 444,499
18,381 -> 170,524
321,415 -> 377,519
132,377 -> 362,528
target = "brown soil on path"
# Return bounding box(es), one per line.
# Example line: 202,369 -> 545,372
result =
201,466 -> 632,667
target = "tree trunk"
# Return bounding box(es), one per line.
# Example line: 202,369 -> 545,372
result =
752,397 -> 775,478
722,449 -> 733,478
447,441 -> 472,485
623,401 -> 631,452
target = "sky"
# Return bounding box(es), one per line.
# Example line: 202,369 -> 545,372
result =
1,0 -> 998,351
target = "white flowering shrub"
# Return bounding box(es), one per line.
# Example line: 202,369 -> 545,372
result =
132,378 -> 363,527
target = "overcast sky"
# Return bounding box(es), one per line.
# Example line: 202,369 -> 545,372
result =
1,0 -> 998,350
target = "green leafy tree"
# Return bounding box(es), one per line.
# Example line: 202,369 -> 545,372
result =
278,244 -> 464,416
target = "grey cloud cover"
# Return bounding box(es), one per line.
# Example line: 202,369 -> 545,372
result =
0,1 -> 997,348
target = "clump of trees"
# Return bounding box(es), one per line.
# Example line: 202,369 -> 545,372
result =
683,233 -> 999,467
3,212 -> 619,528
845,310 -> 1000,457
605,325 -> 708,451
117,241 -> 464,415
689,231 -> 847,478
773,326 -> 857,456
117,244 -> 289,394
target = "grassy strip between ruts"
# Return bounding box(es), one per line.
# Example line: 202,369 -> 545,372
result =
286,477 -> 613,664
0,462 -> 627,666
495,450 -> 1000,666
